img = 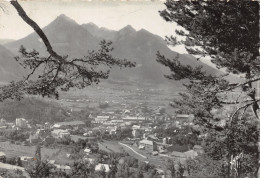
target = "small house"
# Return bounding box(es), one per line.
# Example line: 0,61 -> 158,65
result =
152,151 -> 158,156
193,145 -> 204,154
139,139 -> 157,152
84,148 -> 91,155
95,163 -> 110,173
29,134 -> 41,144
0,152 -> 6,162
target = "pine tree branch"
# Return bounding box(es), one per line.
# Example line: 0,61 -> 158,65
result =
220,100 -> 253,105
24,55 -> 52,80
230,99 -> 260,122
218,77 -> 260,93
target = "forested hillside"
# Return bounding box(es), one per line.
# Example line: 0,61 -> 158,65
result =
0,97 -> 71,124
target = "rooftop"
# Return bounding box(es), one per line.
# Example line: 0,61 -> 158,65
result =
95,164 -> 110,172
193,145 -> 203,150
184,150 -> 198,158
123,116 -> 146,120
53,121 -> 85,127
96,116 -> 110,119
139,139 -> 154,145
71,135 -> 88,142
51,129 -> 69,134
171,151 -> 186,158
176,114 -> 194,118
84,148 -> 91,153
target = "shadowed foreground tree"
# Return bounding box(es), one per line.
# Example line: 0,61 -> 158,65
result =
69,160 -> 96,178
25,145 -> 53,178
157,1 -> 259,177
0,0 -> 135,101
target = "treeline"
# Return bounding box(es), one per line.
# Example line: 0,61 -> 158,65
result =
0,97 -> 92,124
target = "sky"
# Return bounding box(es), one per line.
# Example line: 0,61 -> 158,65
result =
0,0 -> 187,53
0,0 -> 233,70
0,0 -> 246,78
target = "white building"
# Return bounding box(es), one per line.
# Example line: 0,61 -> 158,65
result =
84,157 -> 95,164
103,121 -> 117,126
0,118 -> 6,124
123,116 -> 146,122
132,125 -> 141,130
97,116 -> 110,120
95,164 -> 110,173
93,116 -> 110,124
132,129 -> 141,138
110,119 -> 124,123
51,129 -> 70,138
175,114 -> 194,121
16,118 -> 27,128
52,121 -> 85,129
84,148 -> 91,155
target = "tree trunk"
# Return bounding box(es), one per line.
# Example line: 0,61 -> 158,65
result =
257,80 -> 260,178
10,0 -> 63,61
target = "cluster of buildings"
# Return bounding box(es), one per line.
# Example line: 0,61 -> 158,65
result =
15,118 -> 27,128
135,137 -> 203,161
28,120 -> 88,145
91,111 -> 194,128
0,118 -> 30,129
0,100 -> 200,178
91,115 -> 146,126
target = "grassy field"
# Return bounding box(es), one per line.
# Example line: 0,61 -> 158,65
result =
0,142 -> 73,165
98,140 -> 124,153
58,82 -> 177,114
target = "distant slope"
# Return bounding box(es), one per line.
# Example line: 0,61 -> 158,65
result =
4,14 -> 224,86
0,39 -> 15,45
5,14 -> 100,58
108,27 -> 222,84
0,45 -> 26,82
81,23 -> 117,41
0,97 -> 70,124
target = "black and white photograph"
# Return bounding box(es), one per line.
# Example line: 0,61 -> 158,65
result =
0,0 -> 259,177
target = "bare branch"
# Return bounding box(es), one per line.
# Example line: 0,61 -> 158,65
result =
10,0 -> 63,60
218,77 -> 260,93
229,98 -> 260,122
220,99 -> 253,105
24,55 -> 51,80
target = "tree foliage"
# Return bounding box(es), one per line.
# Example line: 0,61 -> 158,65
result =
70,160 -> 96,178
158,0 -> 259,121
25,160 -> 53,178
160,0 -> 259,75
186,154 -> 226,178
158,1 -> 259,177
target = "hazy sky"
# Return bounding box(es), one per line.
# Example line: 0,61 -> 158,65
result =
0,1 -> 172,38
0,1 -> 187,53
0,1 -> 242,74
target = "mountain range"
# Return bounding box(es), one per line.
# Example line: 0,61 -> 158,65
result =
0,44 -> 26,83
2,14 -> 223,87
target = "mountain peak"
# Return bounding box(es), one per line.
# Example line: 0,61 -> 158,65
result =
85,22 -> 99,28
138,28 -> 149,33
120,25 -> 136,32
54,14 -> 78,25
81,22 -> 99,32
117,25 -> 136,37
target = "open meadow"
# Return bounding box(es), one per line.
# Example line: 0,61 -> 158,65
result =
98,140 -> 124,153
0,142 -> 73,165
